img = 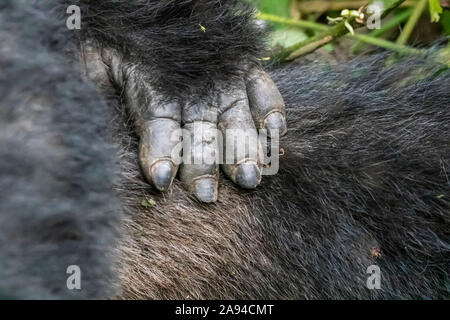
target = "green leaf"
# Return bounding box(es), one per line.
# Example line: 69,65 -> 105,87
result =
324,43 -> 334,52
257,0 -> 290,17
428,0 -> 443,23
256,0 -> 291,31
269,28 -> 308,49
440,10 -> 450,35
141,198 -> 156,208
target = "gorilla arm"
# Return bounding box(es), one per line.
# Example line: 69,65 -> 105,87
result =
74,0 -> 287,202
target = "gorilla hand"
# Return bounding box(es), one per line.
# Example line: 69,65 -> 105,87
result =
82,45 -> 286,203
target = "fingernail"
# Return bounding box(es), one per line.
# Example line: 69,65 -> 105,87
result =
193,178 -> 218,203
264,112 -> 287,136
151,160 -> 175,191
235,162 -> 261,189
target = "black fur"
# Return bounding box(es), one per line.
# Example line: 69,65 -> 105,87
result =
0,0 -> 120,299
0,0 -> 449,299
114,54 -> 449,299
62,0 -> 264,96
258,56 -> 450,298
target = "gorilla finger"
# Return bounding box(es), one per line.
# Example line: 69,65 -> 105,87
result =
135,96 -> 182,192
79,42 -> 114,89
99,49 -> 184,192
139,118 -> 181,192
179,121 -> 219,203
246,68 -> 287,136
218,86 -> 262,189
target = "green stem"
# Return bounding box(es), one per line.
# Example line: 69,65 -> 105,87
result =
257,6 -> 418,58
396,0 -> 427,45
352,33 -> 420,54
274,17 -> 356,61
352,8 -> 413,53
272,0 -> 407,60
256,12 -> 328,32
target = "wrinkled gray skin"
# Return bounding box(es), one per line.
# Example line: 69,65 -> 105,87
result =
82,44 -> 287,203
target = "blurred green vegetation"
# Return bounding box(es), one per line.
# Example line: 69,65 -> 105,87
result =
258,0 -> 291,17
257,0 -> 309,49
254,0 -> 449,58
